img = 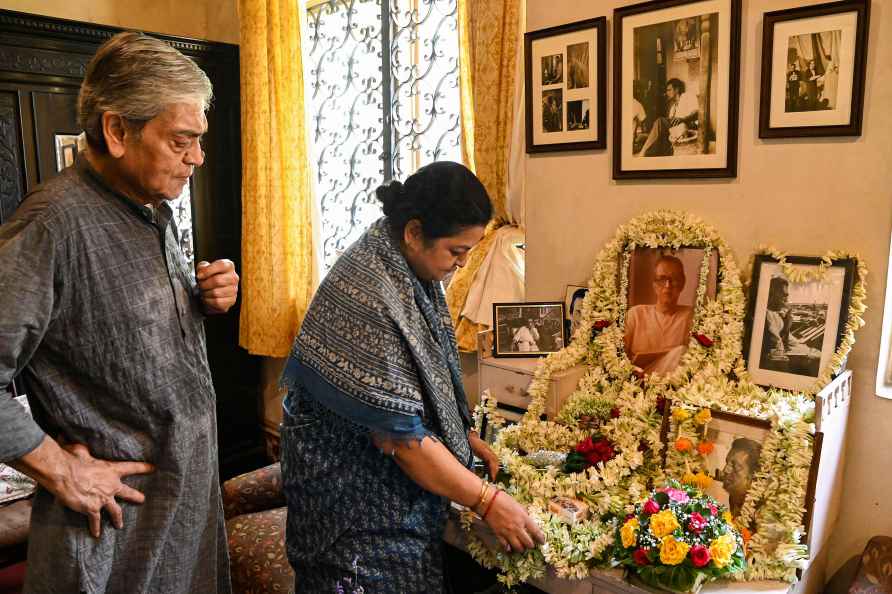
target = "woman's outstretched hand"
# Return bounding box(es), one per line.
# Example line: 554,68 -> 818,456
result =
482,491 -> 546,553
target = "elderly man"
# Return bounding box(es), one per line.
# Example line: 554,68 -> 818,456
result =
719,438 -> 762,517
638,78 -> 700,157
0,32 -> 237,593
624,255 -> 693,375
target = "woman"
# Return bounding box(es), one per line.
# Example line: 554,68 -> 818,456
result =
280,162 -> 544,593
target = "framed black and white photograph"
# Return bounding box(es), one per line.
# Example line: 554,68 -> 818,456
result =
492,302 -> 566,358
525,17 -> 607,153
613,0 -> 741,179
624,247 -> 718,375
54,133 -> 87,172
699,410 -> 771,520
759,0 -> 870,138
564,284 -> 589,342
744,255 -> 856,391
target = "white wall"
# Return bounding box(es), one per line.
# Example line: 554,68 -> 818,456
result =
0,0 -> 240,44
526,0 -> 892,578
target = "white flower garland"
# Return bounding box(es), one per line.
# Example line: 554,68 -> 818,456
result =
461,212 -> 866,587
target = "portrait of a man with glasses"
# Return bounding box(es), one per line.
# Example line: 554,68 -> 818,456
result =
623,254 -> 694,375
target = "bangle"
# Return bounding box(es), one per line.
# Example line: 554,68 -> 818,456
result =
472,480 -> 488,511
482,489 -> 501,520
476,484 -> 493,516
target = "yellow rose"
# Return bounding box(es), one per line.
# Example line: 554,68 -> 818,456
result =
621,518 -> 640,548
672,408 -> 691,422
694,409 -> 712,425
659,536 -> 691,565
649,509 -> 680,538
723,511 -> 735,525
709,533 -> 737,568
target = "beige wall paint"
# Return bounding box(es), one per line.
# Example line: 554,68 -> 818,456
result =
527,0 -> 892,579
0,0 -> 239,44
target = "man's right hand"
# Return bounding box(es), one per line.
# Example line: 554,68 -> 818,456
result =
11,437 -> 154,538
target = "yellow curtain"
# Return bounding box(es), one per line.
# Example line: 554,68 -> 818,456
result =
238,0 -> 316,357
448,0 -> 521,351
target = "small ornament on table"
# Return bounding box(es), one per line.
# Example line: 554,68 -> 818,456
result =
548,496 -> 590,525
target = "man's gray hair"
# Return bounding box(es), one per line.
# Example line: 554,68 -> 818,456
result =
78,31 -> 213,152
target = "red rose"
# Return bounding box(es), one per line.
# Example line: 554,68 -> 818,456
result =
689,545 -> 711,568
593,438 -> 615,460
610,406 -> 621,419
643,499 -> 660,515
575,437 -> 595,455
633,548 -> 651,566
688,512 -> 707,534
692,333 -> 714,347
594,320 -> 611,329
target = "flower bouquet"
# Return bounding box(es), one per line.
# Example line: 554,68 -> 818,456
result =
614,481 -> 746,593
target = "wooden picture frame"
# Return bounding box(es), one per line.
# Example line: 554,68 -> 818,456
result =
612,0 -> 742,179
492,302 -> 566,358
758,0 -> 870,138
743,255 -> 856,391
525,17 -> 607,153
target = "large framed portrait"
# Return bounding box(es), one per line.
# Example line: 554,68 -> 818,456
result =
698,410 -> 771,521
612,0 -> 741,179
623,247 -> 718,375
743,255 -> 857,391
492,302 -> 566,358
759,0 -> 870,138
525,17 -> 607,153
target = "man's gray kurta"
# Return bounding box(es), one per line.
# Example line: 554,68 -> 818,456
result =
0,161 -> 231,594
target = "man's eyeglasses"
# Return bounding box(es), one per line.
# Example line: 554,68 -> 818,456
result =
653,275 -> 682,288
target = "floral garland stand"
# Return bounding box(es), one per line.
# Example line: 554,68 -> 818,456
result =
455,212 -> 864,593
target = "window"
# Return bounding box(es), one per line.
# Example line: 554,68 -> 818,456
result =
305,0 -> 463,270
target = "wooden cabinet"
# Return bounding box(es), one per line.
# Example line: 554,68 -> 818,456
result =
476,330 -> 585,420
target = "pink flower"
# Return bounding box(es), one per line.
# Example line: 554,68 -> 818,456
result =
633,547 -> 651,566
690,545 -> 711,568
656,487 -> 690,504
688,512 -> 707,534
643,499 -> 660,515
708,502 -> 718,516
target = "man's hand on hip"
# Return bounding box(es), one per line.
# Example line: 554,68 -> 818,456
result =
11,437 -> 155,538
196,259 -> 239,314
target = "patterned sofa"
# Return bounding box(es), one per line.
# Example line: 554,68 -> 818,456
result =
222,463 -> 294,594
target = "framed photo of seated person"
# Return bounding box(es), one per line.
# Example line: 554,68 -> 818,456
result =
759,0 -> 870,138
624,248 -> 718,376
743,255 -> 856,391
492,302 -> 566,358
525,17 -> 607,153
612,0 -> 741,179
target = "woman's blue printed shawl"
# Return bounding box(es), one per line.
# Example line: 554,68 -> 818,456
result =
282,217 -> 473,466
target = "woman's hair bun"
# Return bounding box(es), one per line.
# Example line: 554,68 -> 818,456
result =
375,180 -> 404,216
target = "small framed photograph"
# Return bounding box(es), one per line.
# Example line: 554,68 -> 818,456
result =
623,247 -> 718,375
492,302 -> 566,358
744,255 -> 857,391
54,132 -> 87,172
612,0 -> 742,179
699,410 -> 771,520
759,0 -> 870,138
564,285 -> 588,341
525,17 -> 607,153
